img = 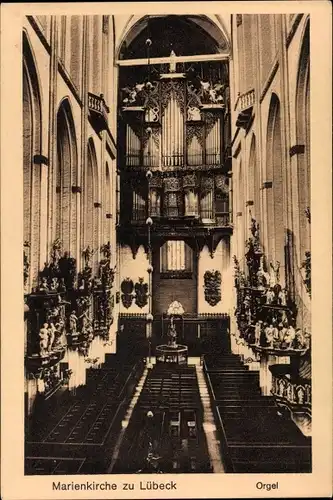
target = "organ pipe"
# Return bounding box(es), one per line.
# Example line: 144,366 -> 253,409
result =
188,134 -> 202,166
162,86 -> 184,167
126,124 -> 140,166
206,117 -> 221,165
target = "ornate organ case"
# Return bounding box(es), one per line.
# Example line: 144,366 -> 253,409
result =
119,60 -> 231,226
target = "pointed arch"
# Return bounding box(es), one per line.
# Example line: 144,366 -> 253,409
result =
116,15 -> 230,60
104,161 -> 112,243
23,31 -> 42,289
266,93 -> 284,268
236,160 -> 245,264
84,137 -> 99,270
295,19 -> 310,259
248,134 -> 257,216
55,97 -> 78,256
248,133 -> 261,249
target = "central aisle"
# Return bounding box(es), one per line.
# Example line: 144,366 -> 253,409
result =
111,363 -> 219,473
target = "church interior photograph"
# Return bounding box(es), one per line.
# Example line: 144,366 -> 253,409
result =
23,13 -> 311,475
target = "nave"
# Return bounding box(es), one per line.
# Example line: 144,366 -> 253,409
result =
25,335 -> 311,475
22,13 -> 312,478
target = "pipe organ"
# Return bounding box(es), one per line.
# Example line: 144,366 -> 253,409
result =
119,60 -> 231,227
126,124 -> 141,166
161,80 -> 185,167
205,113 -> 221,166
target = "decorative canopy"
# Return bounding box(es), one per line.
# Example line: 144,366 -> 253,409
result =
167,300 -> 185,316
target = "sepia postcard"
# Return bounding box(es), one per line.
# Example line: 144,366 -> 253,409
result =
1,1 -> 332,499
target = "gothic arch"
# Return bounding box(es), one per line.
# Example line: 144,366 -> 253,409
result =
266,93 -> 284,269
104,161 -> 112,243
237,160 -> 245,262
85,137 -> 99,269
295,20 -> 310,260
116,15 -> 230,60
248,134 -> 256,216
23,31 -> 42,288
55,97 -> 78,256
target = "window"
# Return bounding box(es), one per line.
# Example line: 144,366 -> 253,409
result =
160,240 -> 193,278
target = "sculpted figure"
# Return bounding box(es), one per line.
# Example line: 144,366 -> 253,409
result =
265,324 -> 275,347
187,106 -> 201,121
255,321 -> 262,345
284,325 -> 296,347
69,311 -> 78,334
48,323 -> 56,351
169,50 -> 177,73
82,245 -> 94,267
278,288 -> 287,306
266,288 -> 275,305
50,277 -> 58,291
39,323 -> 49,357
275,323 -> 284,345
296,386 -> 305,404
269,262 -> 280,287
39,277 -> 49,292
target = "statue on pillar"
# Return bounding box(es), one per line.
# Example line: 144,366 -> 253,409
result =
250,217 -> 260,251
169,50 -> 177,73
82,246 -> 94,267
68,311 -> 78,335
269,261 -> 280,288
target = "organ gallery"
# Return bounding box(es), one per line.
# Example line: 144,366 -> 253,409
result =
21,13 -> 312,475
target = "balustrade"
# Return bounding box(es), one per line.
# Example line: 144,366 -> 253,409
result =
271,369 -> 311,409
216,212 -> 230,227
270,363 -> 312,436
127,152 -> 224,169
235,89 -> 255,129
239,89 -> 255,111
88,92 -> 110,133
129,196 -> 231,227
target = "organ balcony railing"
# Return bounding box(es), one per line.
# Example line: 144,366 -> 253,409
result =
126,152 -> 225,170
130,207 -> 231,228
88,92 -> 110,133
215,212 -> 230,227
235,88 -> 255,130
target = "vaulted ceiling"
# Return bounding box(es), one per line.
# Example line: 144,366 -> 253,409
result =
114,15 -> 231,61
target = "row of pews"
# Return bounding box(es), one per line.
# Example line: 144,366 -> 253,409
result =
204,353 -> 312,473
25,355 -> 144,475
112,365 -> 212,473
